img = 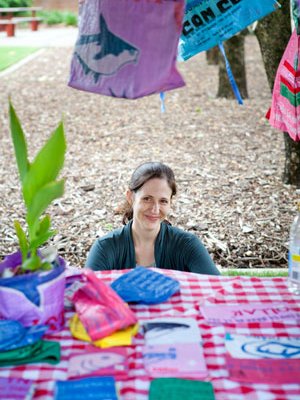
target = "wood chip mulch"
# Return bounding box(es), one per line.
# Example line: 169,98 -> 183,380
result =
0,34 -> 298,270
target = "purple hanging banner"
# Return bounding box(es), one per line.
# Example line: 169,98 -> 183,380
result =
68,0 -> 185,99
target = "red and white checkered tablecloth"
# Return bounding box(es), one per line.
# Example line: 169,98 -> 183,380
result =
0,270 -> 300,400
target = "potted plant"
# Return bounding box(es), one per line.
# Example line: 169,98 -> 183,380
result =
0,101 -> 67,332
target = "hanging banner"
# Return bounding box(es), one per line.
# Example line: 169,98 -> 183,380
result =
267,29 -> 300,142
179,0 -> 279,61
68,0 -> 185,99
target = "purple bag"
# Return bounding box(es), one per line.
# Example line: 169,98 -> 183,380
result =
0,252 -> 66,332
68,0 -> 185,99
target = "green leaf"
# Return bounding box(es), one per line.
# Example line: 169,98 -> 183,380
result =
9,101 -> 29,184
8,103 -> 67,274
28,215 -> 55,253
26,179 -> 65,239
22,122 -> 66,207
21,254 -> 41,272
37,215 -> 51,236
14,220 -> 29,263
29,229 -> 56,251
40,262 -> 52,271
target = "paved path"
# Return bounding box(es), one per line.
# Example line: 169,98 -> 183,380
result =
0,27 -> 78,47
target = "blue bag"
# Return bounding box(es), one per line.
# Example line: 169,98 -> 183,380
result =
111,266 -> 180,304
179,0 -> 279,60
0,320 -> 48,351
54,376 -> 118,400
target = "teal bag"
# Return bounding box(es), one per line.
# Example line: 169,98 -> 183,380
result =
179,0 -> 279,60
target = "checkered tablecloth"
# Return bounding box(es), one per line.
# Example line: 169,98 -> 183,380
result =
0,270 -> 300,400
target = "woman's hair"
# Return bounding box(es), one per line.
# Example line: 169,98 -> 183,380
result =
121,162 -> 177,224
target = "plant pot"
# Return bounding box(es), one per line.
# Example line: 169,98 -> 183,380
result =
0,251 -> 66,332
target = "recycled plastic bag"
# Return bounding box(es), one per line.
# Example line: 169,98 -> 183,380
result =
0,252 -> 66,332
67,346 -> 129,380
111,266 -> 180,304
68,0 -> 185,99
54,377 -> 118,400
0,378 -> 35,400
179,0 -> 279,60
72,269 -> 137,341
0,320 -> 48,351
267,29 -> 300,141
0,339 -> 61,366
149,378 -> 215,400
69,313 -> 139,348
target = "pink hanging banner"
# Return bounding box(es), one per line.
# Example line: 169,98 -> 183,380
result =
267,29 -> 300,141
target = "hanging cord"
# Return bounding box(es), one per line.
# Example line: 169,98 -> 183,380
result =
160,92 -> 166,113
248,21 -> 258,33
218,42 -> 243,105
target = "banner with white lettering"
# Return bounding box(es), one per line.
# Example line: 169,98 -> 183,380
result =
179,0 -> 279,60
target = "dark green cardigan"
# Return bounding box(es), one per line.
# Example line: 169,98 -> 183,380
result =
86,221 -> 220,275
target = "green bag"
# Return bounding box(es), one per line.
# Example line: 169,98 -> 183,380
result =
0,340 -> 60,366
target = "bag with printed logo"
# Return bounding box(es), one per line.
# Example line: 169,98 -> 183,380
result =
179,0 -> 279,60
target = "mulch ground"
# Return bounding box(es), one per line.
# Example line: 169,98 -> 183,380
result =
0,34 -> 298,271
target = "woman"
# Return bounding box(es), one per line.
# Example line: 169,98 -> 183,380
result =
86,162 -> 220,275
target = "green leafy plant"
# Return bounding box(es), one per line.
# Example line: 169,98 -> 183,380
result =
9,101 -> 66,273
38,10 -> 78,26
63,11 -> 77,26
0,0 -> 32,8
41,10 -> 64,25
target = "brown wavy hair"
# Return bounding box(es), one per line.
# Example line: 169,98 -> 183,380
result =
120,162 -> 177,225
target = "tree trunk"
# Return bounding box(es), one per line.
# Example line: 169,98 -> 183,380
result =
283,134 -> 300,186
255,0 -> 300,186
254,1 -> 290,90
217,30 -> 248,99
206,46 -> 219,65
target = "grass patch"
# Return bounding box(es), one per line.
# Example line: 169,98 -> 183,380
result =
222,269 -> 288,278
0,47 -> 40,71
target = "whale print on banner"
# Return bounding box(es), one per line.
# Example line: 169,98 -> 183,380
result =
68,0 -> 185,99
74,14 -> 140,85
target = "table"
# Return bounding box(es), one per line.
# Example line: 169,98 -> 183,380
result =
0,270 -> 299,400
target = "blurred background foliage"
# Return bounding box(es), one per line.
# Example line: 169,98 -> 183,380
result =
0,0 -> 77,26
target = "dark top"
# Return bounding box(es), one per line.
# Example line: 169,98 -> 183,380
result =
86,221 -> 220,275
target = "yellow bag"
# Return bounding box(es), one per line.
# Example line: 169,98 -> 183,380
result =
70,314 -> 138,348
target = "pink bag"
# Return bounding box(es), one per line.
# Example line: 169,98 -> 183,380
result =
267,29 -> 300,141
72,270 -> 137,341
68,0 -> 185,99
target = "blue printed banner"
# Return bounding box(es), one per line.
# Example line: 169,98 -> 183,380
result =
179,0 -> 279,60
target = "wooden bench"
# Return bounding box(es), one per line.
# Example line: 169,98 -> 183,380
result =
0,7 -> 43,37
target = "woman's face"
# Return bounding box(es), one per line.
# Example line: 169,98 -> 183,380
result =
127,178 -> 172,233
